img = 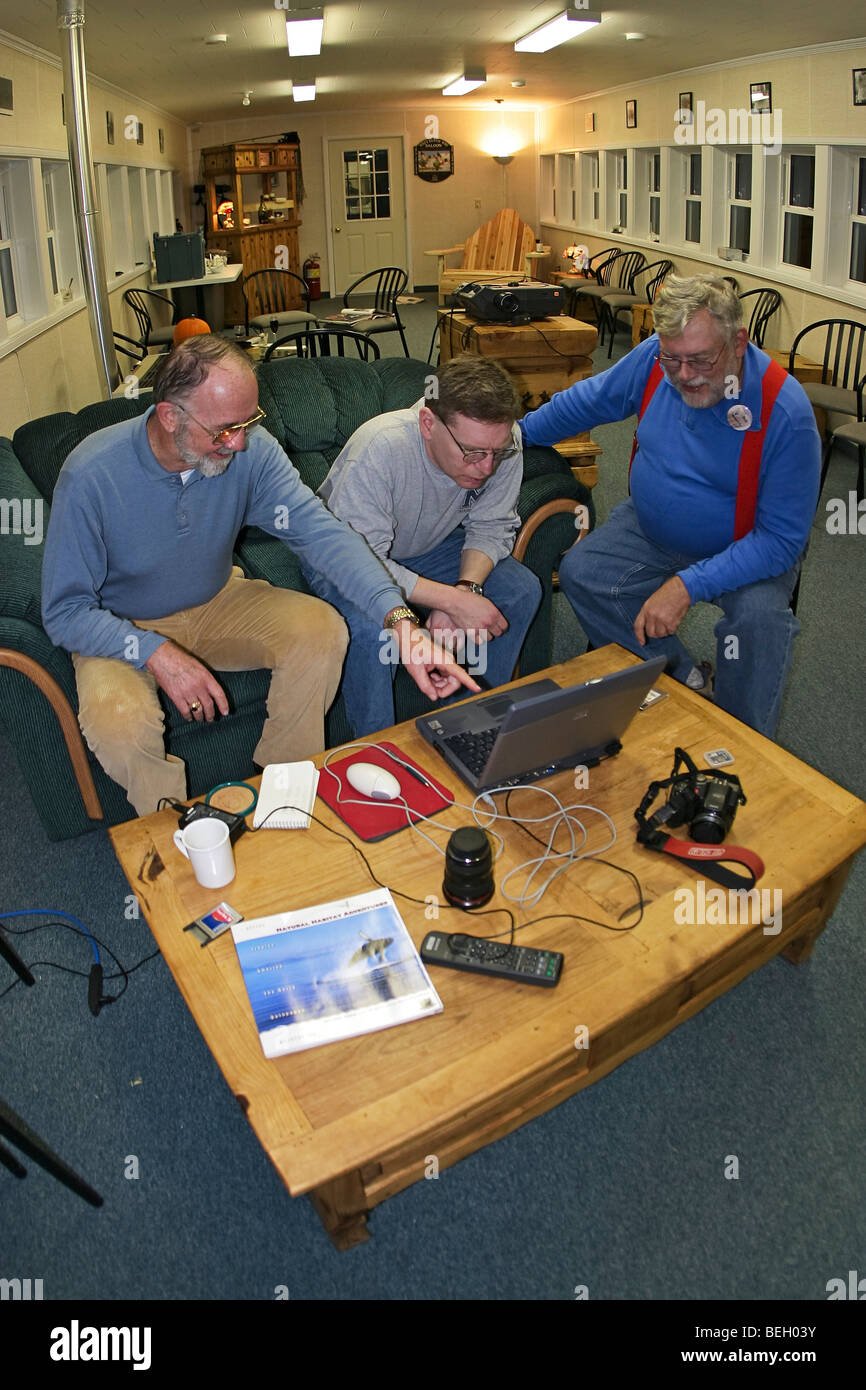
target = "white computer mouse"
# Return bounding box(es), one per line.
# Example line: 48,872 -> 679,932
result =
345,762 -> 402,802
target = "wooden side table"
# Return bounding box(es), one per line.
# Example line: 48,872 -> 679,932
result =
438,310 -> 601,488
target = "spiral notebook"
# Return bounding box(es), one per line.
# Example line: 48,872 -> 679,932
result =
253,761 -> 320,830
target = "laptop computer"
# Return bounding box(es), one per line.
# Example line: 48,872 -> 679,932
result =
415,657 -> 666,793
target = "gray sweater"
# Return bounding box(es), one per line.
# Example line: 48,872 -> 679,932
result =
318,400 -> 523,596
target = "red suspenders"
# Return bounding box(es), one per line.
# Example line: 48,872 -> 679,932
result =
628,357 -> 788,539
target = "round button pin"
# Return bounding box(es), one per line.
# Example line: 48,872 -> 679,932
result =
726,404 -> 752,430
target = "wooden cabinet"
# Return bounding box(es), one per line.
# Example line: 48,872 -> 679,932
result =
200,140 -> 302,327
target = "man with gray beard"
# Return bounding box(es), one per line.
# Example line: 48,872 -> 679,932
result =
42,335 -> 478,814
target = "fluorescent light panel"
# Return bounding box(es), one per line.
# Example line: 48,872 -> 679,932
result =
286,10 -> 324,58
514,7 -> 600,53
442,68 -> 486,96
292,82 -> 316,101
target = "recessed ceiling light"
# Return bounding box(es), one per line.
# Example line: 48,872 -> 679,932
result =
511,79 -> 526,88
515,7 -> 600,54
285,8 -> 324,58
625,32 -> 646,40
292,82 -> 316,102
443,68 -> 486,97
206,34 -> 228,45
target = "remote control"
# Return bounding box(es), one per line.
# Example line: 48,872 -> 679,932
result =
420,931 -> 563,987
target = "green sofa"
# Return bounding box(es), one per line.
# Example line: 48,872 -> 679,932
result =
0,354 -> 593,840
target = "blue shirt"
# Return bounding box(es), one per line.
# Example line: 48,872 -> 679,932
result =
521,336 -> 821,602
42,409 -> 404,665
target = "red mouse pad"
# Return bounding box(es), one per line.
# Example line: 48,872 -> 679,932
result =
317,742 -> 455,842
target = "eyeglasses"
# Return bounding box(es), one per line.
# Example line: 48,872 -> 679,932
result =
438,416 -> 518,466
656,344 -> 727,374
176,403 -> 267,445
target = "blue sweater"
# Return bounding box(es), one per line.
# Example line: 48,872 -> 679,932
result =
521,336 -> 821,603
42,409 -> 405,666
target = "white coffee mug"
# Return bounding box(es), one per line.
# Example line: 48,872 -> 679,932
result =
173,818 -> 235,889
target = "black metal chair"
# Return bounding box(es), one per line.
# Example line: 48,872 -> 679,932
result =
739,288 -> 782,349
264,326 -> 381,362
113,331 -> 146,366
122,287 -> 177,351
599,259 -> 674,358
789,318 -> 866,446
242,269 -> 317,335
561,248 -> 622,318
819,369 -> 866,504
341,267 -> 410,356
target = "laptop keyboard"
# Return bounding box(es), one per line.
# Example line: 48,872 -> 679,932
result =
442,725 -> 500,778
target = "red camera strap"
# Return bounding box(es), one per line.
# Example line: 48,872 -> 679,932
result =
653,835 -> 765,889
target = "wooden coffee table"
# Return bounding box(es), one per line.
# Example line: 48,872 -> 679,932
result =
109,646 -> 866,1249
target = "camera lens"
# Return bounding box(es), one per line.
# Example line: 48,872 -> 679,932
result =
443,827 -> 494,908
690,781 -> 737,843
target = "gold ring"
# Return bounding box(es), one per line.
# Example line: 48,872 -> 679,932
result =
189,700 -> 201,713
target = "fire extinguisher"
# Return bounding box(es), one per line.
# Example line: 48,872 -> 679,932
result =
303,254 -> 322,301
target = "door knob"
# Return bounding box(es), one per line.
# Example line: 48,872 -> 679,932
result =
334,226 -> 342,233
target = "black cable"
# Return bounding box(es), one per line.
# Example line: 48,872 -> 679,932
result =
0,919 -> 161,1006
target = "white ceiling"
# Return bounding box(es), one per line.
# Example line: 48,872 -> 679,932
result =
2,0 -> 864,124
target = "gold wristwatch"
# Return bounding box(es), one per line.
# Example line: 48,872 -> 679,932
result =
383,606 -> 420,629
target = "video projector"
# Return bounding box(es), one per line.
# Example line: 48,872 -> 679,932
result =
448,280 -> 564,324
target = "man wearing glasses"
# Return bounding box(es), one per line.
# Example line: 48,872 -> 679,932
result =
42,334 -> 480,815
304,354 -> 542,736
521,275 -> 820,737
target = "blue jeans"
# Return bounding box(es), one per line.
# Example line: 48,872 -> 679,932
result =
302,529 -> 542,736
559,498 -> 801,738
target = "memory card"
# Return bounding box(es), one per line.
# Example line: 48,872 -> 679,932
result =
183,901 -> 244,947
704,748 -> 735,768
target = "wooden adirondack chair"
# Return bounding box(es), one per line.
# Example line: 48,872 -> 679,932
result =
427,209 -> 537,304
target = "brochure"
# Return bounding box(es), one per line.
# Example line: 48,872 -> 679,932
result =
231,888 -> 442,1057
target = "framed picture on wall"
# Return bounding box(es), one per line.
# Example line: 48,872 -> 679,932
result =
750,82 -> 772,114
677,92 -> 693,125
625,99 -> 637,129
585,111 -> 596,133
106,110 -> 114,144
158,128 -> 165,153
854,69 -> 866,106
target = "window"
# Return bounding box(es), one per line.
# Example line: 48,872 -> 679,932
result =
579,152 -> 600,225
540,154 -> 555,221
0,159 -> 40,331
41,160 -> 81,300
649,151 -> 661,237
0,169 -> 20,321
728,149 -> 752,253
781,153 -> 815,269
608,151 -> 628,230
685,151 -> 702,243
849,155 -> 866,284
556,153 -> 576,224
343,149 -> 391,221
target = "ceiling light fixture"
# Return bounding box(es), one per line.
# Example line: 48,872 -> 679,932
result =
442,68 -> 486,97
292,81 -> 316,102
285,7 -> 324,58
242,92 -> 251,106
205,34 -> 228,45
514,6 -> 601,54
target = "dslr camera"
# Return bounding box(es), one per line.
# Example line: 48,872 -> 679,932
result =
636,748 -> 746,846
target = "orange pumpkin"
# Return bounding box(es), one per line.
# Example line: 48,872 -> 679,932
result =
173,316 -> 211,344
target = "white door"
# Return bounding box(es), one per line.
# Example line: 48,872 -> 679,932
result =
327,138 -> 408,294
